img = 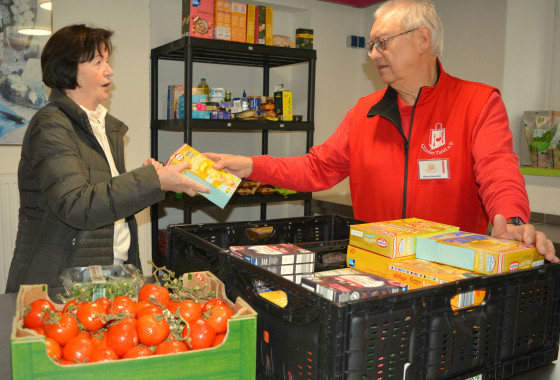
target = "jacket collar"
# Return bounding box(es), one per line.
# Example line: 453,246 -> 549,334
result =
48,88 -> 127,138
366,59 -> 444,130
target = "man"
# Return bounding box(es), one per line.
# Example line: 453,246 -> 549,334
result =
207,0 -> 557,262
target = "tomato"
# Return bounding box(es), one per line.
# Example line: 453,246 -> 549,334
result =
122,345 -> 154,359
30,327 -> 45,335
207,305 -> 234,334
136,314 -> 170,347
62,335 -> 94,363
106,320 -> 138,357
90,329 -> 108,348
110,296 -> 137,317
183,318 -> 215,350
45,336 -> 62,360
96,297 -> 111,314
136,303 -> 163,319
89,347 -> 119,363
154,340 -> 188,355
167,300 -> 180,315
201,298 -> 226,313
77,302 -> 107,331
58,359 -> 75,365
212,333 -> 227,347
177,300 -> 202,323
44,313 -> 79,346
24,299 -> 55,329
138,284 -> 170,308
63,299 -> 81,316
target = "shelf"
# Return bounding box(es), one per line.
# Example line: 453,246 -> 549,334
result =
151,119 -> 314,132
162,191 -> 312,208
520,167 -> 560,177
151,37 -> 316,67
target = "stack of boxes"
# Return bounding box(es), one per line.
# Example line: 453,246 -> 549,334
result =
183,0 -> 275,46
346,217 -> 544,309
229,243 -> 315,284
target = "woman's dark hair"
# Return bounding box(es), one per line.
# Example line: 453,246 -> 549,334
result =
41,24 -> 113,91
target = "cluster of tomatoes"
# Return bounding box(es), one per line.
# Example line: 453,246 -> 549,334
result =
22,283 -> 234,364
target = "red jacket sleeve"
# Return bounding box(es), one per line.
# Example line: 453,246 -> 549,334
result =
249,107 -> 355,191
472,91 -> 530,223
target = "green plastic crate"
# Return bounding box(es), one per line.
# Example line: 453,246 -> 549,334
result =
11,273 -> 257,380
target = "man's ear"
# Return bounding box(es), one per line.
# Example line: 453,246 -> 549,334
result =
417,25 -> 431,54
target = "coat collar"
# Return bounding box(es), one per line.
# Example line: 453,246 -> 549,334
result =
366,59 -> 444,130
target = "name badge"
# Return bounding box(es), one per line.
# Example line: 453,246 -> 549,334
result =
418,159 -> 450,180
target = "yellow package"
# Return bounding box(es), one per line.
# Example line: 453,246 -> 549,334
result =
346,245 -> 410,277
165,143 -> 241,208
349,218 -> 459,258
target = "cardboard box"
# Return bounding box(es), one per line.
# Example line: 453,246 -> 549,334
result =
349,218 -> 459,258
237,3 -> 247,43
416,231 -> 545,274
213,0 -> 230,40
296,28 -> 313,49
273,90 -> 293,121
257,5 -> 266,44
301,268 -> 408,302
165,143 -> 241,208
246,4 -> 256,44
229,244 -> 315,266
11,272 -> 257,379
265,7 -> 273,46
346,245 -> 410,277
167,85 -> 184,119
386,258 -> 485,309
182,0 -> 214,39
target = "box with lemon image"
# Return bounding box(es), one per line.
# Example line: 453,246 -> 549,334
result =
165,143 -> 241,208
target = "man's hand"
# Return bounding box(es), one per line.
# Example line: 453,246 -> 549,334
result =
204,152 -> 253,179
491,214 -> 558,263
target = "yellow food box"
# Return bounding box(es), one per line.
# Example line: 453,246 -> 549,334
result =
346,245 -> 410,277
349,218 -> 459,258
165,143 -> 241,208
416,231 -> 544,274
386,258 -> 485,309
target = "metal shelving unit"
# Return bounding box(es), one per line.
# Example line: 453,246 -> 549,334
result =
150,36 -> 317,260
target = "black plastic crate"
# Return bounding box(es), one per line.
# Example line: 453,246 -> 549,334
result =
166,215 -> 560,379
166,214 -> 362,277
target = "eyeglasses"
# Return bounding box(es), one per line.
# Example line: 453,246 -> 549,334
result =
366,28 -> 419,56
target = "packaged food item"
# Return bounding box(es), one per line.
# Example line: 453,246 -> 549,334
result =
349,218 -> 459,258
197,78 -> 210,101
60,264 -> 143,301
346,245 -> 410,277
165,143 -> 241,208
386,258 -> 485,309
301,268 -> 408,302
274,89 -> 293,121
296,28 -> 314,49
182,0 -> 214,39
416,231 -> 544,274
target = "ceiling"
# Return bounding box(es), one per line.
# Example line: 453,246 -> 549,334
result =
319,0 -> 385,8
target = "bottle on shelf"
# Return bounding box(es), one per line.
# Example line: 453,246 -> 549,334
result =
198,78 -> 210,102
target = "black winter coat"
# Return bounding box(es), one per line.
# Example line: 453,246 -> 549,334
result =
6,89 -> 164,293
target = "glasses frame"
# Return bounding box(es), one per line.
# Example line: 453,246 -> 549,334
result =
366,28 -> 419,56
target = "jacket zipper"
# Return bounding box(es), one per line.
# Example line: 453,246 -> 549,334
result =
401,90 -> 422,218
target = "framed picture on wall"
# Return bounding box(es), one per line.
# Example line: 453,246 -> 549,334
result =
0,0 -> 50,145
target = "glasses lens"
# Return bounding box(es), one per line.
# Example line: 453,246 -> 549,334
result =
374,38 -> 385,52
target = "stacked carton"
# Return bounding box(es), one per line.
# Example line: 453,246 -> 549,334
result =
183,0 -> 274,46
229,243 -> 315,283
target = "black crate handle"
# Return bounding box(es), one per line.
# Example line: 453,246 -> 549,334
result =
224,255 -> 322,325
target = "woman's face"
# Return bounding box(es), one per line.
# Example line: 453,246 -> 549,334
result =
67,43 -> 113,111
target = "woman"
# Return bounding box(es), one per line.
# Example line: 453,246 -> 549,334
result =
5,24 -> 209,293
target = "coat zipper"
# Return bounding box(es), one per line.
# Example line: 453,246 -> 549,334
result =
401,89 -> 422,218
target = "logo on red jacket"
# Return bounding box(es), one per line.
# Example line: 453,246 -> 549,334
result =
421,123 -> 454,155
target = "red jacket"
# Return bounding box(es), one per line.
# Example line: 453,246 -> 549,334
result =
250,62 -> 529,234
